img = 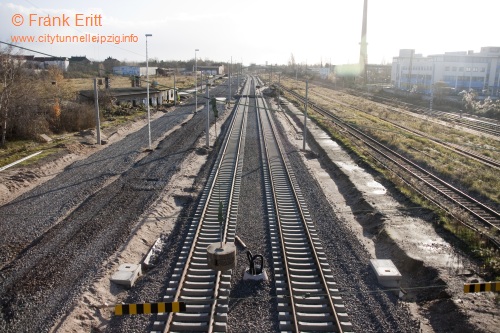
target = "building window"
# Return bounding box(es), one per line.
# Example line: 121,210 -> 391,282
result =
459,67 -> 464,72
452,67 -> 457,71
445,66 -> 450,71
465,67 -> 471,72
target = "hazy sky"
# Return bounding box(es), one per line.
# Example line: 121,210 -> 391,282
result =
1,0 -> 499,66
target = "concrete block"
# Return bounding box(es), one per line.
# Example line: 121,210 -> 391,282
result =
243,268 -> 268,281
370,259 -> 402,288
111,263 -> 142,288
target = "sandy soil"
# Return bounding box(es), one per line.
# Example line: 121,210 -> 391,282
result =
1,99 -> 498,332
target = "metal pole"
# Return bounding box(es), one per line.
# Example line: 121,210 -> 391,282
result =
195,49 -> 199,112
497,67 -> 500,97
206,77 -> 210,148
271,64 -> 273,85
430,63 -> 435,111
303,80 -> 308,151
229,57 -> 232,101
278,73 -> 281,109
173,73 -> 176,106
146,34 -> 152,150
93,78 -> 101,145
430,84 -> 434,111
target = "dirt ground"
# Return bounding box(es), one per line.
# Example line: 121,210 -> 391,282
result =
0,100 -> 498,332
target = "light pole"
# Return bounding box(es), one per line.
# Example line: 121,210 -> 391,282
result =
145,33 -> 152,150
195,49 -> 199,112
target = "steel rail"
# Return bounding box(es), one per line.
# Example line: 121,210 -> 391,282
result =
305,88 -> 500,169
280,86 -> 500,242
256,80 -> 351,332
159,81 -> 249,333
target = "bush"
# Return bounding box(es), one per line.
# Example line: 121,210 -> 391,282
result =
60,103 -> 96,132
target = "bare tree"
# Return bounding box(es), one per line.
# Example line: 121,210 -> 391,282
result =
0,47 -> 23,147
459,89 -> 478,113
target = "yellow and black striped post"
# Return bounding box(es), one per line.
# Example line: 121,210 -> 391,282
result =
114,301 -> 186,316
464,281 -> 500,293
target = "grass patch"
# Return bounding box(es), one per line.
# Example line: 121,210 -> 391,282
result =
0,137 -> 70,169
280,77 -> 500,206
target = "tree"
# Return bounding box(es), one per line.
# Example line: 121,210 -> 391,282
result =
459,89 -> 478,113
103,56 -> 120,73
467,94 -> 500,120
0,48 -> 23,147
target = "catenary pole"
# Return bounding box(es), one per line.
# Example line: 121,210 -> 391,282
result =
303,80 -> 308,151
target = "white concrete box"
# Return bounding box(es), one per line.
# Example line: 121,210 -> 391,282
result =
370,259 -> 402,288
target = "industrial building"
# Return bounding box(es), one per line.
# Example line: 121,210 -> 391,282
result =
391,46 -> 500,97
193,65 -> 224,76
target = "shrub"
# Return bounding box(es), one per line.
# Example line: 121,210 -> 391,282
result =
60,103 -> 96,132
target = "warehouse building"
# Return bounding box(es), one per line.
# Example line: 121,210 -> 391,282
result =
391,46 -> 500,97
193,65 -> 224,76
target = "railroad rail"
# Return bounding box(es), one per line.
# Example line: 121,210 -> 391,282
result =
256,82 -> 352,332
302,79 -> 500,137
280,85 -> 500,247
349,88 -> 500,137
158,80 -> 249,332
306,88 -> 500,169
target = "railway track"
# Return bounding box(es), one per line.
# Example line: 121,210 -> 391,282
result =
280,86 -> 500,247
305,88 -> 500,169
158,81 -> 249,332
154,77 -> 353,332
351,89 -> 500,137
304,79 -> 500,137
256,83 -> 352,332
